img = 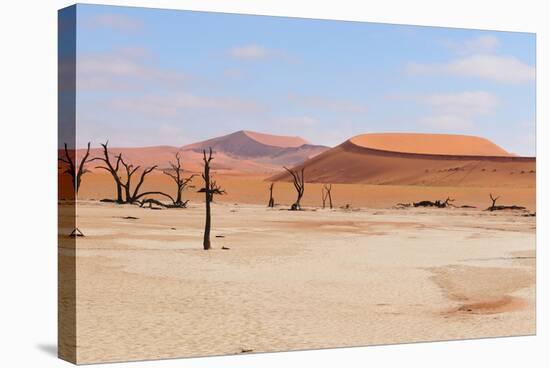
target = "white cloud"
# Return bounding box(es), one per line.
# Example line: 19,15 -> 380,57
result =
443,35 -> 500,55
419,115 -> 474,130
411,91 -> 499,130
229,45 -> 271,60
417,91 -> 499,116
83,13 -> 143,32
109,93 -> 267,117
407,54 -> 535,84
288,93 -> 368,113
77,48 -> 189,91
228,44 -> 297,63
276,116 -> 318,127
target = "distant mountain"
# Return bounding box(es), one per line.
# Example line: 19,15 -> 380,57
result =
269,133 -> 536,187
68,130 -> 329,174
181,130 -> 328,169
182,130 -> 309,157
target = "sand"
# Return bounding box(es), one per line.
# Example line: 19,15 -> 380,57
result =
349,133 -> 513,156
68,171 -> 536,212
59,201 -> 536,364
270,140 -> 535,186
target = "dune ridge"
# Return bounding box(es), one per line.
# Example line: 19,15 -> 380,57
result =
270,134 -> 535,187
242,130 -> 309,148
349,133 -> 513,157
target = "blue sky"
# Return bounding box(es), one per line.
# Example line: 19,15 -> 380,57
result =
72,4 -> 536,155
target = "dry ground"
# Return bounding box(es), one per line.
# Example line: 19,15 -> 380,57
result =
59,201 -> 536,364
69,172 -> 536,211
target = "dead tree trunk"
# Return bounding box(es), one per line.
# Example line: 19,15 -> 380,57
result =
119,156 -> 140,203
489,193 -> 500,211
284,166 -> 305,210
163,152 -> 196,207
58,142 -> 92,194
94,141 -> 124,203
323,184 -> 333,209
199,148 -> 225,250
268,182 -> 275,208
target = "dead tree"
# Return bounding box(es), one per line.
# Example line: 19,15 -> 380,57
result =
58,142 -> 92,194
119,161 -> 175,204
94,141 -> 124,203
436,197 -> 455,208
199,148 -> 226,250
413,197 -> 455,208
488,193 -> 500,211
95,142 -> 173,205
284,166 -> 305,210
485,194 -> 525,211
322,184 -> 333,209
268,183 -> 275,208
163,152 -> 196,207
118,157 -> 172,204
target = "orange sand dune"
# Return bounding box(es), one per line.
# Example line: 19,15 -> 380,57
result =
350,133 -> 512,156
270,134 -> 535,187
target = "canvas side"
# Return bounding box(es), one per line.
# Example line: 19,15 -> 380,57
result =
58,4 -> 77,364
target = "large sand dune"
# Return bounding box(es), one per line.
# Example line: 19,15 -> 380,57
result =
349,133 -> 513,156
64,130 -> 328,174
270,133 -> 535,187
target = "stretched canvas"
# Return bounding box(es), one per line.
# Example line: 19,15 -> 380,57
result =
58,4 -> 536,364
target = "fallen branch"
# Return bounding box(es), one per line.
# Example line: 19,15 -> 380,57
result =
485,205 -> 526,211
138,198 -> 189,209
486,194 -> 525,211
413,197 -> 455,208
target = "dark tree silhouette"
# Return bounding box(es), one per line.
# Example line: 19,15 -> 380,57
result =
95,141 -> 173,205
267,182 -> 275,208
322,184 -> 333,209
129,165 -> 174,204
95,141 -> 124,203
119,156 -> 140,203
284,166 -> 305,210
118,157 -> 172,204
163,152 -> 196,207
485,193 -> 525,211
489,193 -> 500,211
413,197 -> 455,208
58,142 -> 92,194
198,148 -> 226,250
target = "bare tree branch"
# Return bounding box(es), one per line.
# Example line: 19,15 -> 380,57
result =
58,142 -> 92,194
162,151 -> 196,207
283,166 -> 305,210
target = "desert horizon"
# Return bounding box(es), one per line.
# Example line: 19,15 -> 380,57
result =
59,129 -> 536,212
